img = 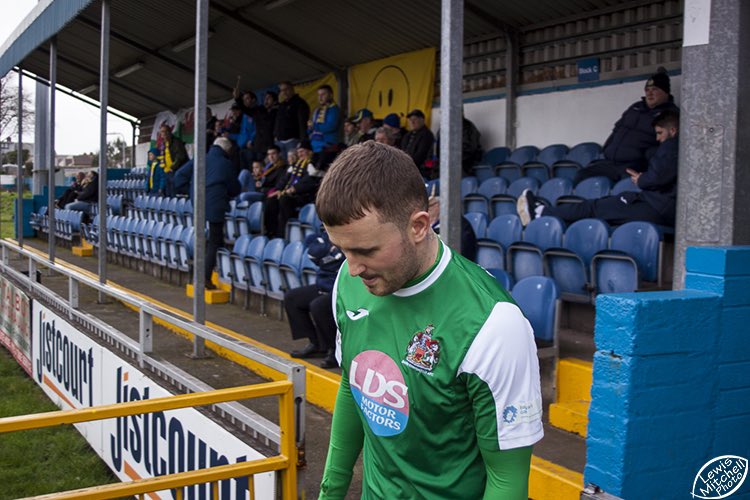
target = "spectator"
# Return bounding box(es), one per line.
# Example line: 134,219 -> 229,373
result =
274,81 -> 310,159
264,140 -> 323,238
316,142 -> 542,498
56,172 -> 85,208
518,110 -> 680,227
256,145 -> 287,197
65,170 -> 98,215
382,112 -> 406,145
254,91 -> 278,157
400,108 -> 435,179
286,232 -> 344,369
374,126 -> 398,147
145,147 -> 166,196
174,137 -> 241,290
158,124 -> 188,197
352,108 -> 376,143
233,90 -> 260,170
574,68 -> 679,184
342,117 -> 362,147
308,84 -> 341,157
461,115 -> 483,176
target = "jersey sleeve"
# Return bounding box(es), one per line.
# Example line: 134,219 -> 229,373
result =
458,302 -> 544,451
480,446 -> 533,499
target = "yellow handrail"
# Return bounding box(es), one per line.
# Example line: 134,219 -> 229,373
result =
0,381 -> 297,499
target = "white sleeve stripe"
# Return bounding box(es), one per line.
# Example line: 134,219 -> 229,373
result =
457,302 -> 544,450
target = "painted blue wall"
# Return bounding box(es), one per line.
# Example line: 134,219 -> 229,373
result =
585,246 -> 750,498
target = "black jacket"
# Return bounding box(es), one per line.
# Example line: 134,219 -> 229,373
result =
637,136 -> 678,224
274,94 -> 310,141
401,126 -> 435,169
76,175 -> 98,203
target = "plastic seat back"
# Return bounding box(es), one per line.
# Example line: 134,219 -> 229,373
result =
464,212 -> 488,239
609,221 -> 662,282
511,276 -> 559,343
538,178 -> 573,206
482,147 -> 511,166
611,178 -> 641,196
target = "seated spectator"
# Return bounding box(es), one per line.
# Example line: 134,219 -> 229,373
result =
255,145 -> 286,197
56,172 -> 85,208
374,126 -> 398,147
574,68 -> 679,185
286,232 -> 344,368
401,109 -> 435,179
518,110 -> 679,227
65,170 -> 98,215
427,195 -> 478,261
286,149 -> 298,166
308,84 -> 341,170
461,114 -> 483,176
145,147 -> 165,196
342,117 -> 362,147
382,113 -> 406,145
174,137 -> 241,289
264,140 -> 323,238
274,81 -> 310,159
352,108 -> 377,143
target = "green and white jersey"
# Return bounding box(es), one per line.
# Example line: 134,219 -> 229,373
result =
333,241 -> 543,499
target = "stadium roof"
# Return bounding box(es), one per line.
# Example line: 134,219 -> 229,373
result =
0,0 -> 639,121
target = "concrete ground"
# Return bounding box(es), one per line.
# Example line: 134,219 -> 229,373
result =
12,237 -> 593,497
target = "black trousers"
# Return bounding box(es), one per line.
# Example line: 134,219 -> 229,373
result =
544,193 -> 667,226
205,221 -> 224,281
284,285 -> 336,351
573,160 -> 633,185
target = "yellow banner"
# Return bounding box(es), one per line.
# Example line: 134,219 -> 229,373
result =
348,47 -> 436,128
295,73 -> 340,113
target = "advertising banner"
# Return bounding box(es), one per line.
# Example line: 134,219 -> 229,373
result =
31,301 -> 275,499
0,275 -> 32,376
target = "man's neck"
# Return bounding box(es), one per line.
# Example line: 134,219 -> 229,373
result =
416,231 -> 441,277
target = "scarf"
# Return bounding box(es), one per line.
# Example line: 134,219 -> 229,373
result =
284,158 -> 311,190
160,141 -> 174,173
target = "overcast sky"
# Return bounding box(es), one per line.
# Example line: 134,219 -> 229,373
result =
0,1 -> 136,156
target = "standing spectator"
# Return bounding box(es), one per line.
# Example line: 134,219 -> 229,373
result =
65,171 -> 98,215
145,147 -> 166,196
286,232 -> 344,369
308,84 -> 341,170
342,117 -> 361,147
462,115 -> 483,176
574,68 -> 679,184
174,137 -> 241,290
233,90 -> 259,170
158,124 -> 188,197
352,108 -> 376,143
401,109 -> 435,179
254,91 -> 278,157
274,81 -> 310,159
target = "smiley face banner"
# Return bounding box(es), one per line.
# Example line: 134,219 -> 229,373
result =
348,47 -> 436,128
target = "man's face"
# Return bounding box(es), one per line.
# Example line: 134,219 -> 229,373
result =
317,88 -> 332,106
408,116 -> 424,131
159,126 -> 171,140
644,85 -> 668,108
358,117 -> 373,133
267,149 -> 279,163
654,125 -> 677,143
279,84 -> 293,102
375,131 -> 388,145
242,93 -> 256,108
264,93 -> 275,108
326,210 -> 421,296
344,122 -> 356,135
297,147 -> 312,160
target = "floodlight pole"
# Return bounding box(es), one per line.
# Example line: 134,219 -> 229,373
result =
98,0 -> 110,302
192,0 -> 209,358
47,38 -> 57,266
439,0 -> 463,252
17,69 -> 24,247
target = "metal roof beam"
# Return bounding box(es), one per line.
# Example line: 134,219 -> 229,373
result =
74,15 -> 234,93
210,1 -> 339,72
465,2 -> 519,35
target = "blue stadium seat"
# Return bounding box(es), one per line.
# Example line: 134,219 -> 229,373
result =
611,177 -> 641,196
247,201 -> 264,235
592,221 -> 663,295
551,142 -> 602,180
487,268 -> 513,290
279,241 -> 306,291
557,176 -> 612,205
235,235 -> 268,309
495,146 -> 539,183
217,235 -> 251,290
544,218 -> 610,303
522,144 -> 568,184
460,176 -> 480,198
471,164 -> 494,184
507,215 -> 565,282
262,238 -> 288,316
511,276 -> 560,348
491,176 -> 540,216
475,214 -> 523,272
425,179 -> 440,198
286,203 -> 316,243
464,212 -> 488,239
481,146 -> 511,166
301,252 -> 319,286
463,177 -> 507,217
537,178 -> 573,207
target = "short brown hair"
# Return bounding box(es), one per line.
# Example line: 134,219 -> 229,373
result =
316,141 -> 427,227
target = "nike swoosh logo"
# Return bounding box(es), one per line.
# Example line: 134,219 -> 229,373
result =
346,308 -> 369,321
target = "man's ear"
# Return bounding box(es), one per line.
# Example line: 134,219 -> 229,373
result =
410,210 -> 432,243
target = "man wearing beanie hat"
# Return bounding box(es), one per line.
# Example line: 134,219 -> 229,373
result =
145,147 -> 166,195
574,67 -> 679,185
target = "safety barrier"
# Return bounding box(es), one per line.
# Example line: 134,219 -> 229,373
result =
0,382 -> 296,499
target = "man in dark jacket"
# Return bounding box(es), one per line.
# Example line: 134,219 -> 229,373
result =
158,124 -> 189,196
518,110 -> 680,227
574,68 -> 679,185
274,81 -> 310,160
64,171 -> 98,215
286,232 -> 344,368
401,109 -> 435,179
174,137 -> 241,289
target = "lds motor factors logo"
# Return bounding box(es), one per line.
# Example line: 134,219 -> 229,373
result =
691,455 -> 747,499
402,324 -> 440,375
350,350 -> 409,437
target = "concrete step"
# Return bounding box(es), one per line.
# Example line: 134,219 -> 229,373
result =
549,358 -> 593,437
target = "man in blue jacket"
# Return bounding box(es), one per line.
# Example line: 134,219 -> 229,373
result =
285,232 -> 344,368
574,68 -> 679,185
518,110 -> 679,227
174,137 -> 241,289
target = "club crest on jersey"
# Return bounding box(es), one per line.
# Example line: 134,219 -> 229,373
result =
402,324 -> 440,375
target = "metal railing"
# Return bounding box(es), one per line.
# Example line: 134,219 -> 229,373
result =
0,238 -> 307,496
0,382 -> 296,499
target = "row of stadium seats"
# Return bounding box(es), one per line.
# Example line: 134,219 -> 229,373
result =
129,195 -> 194,226
473,142 -> 604,183
471,214 -> 663,303
108,179 -> 147,202
30,208 -> 84,241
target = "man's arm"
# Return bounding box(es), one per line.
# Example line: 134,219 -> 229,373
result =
173,159 -> 194,195
319,372 -> 364,499
480,446 -> 533,499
